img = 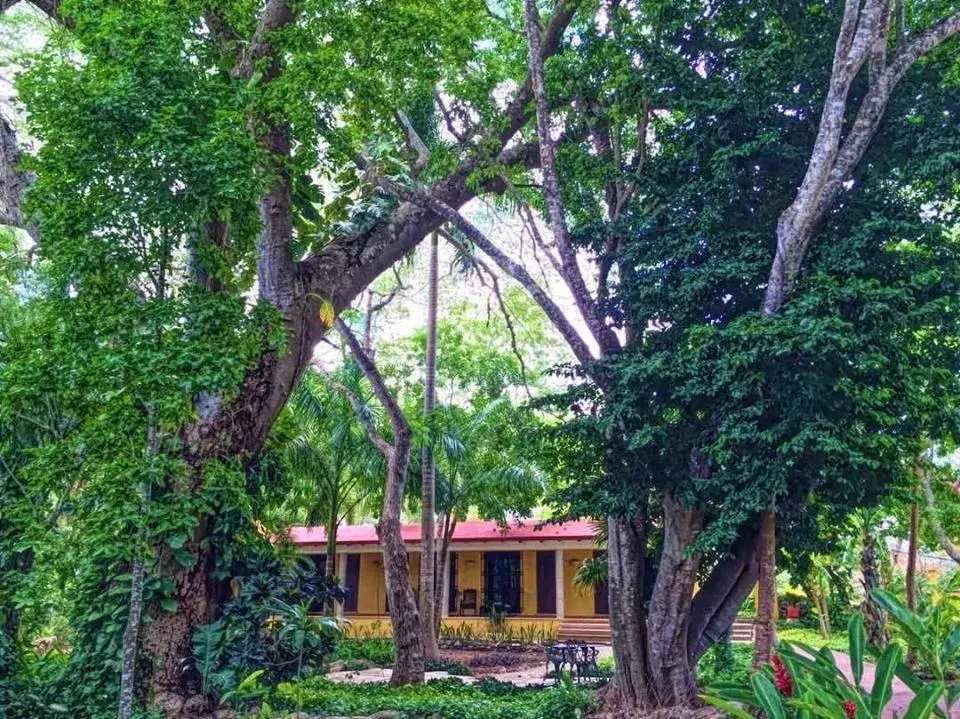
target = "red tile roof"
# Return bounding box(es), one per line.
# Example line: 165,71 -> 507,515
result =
288,519 -> 598,547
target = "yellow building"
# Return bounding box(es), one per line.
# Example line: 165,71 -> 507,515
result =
290,519 -> 610,641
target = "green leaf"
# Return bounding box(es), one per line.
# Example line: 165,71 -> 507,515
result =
903,682 -> 945,719
160,598 -> 178,613
172,547 -> 196,568
167,533 -> 188,549
870,643 -> 902,716
751,673 -> 786,719
872,588 -> 928,649
849,613 -> 865,687
941,627 -> 960,665
700,695 -> 755,719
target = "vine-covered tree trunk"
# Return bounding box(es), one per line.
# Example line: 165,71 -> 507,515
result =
861,522 -> 888,647
419,233 -> 440,661
605,513 -> 649,710
752,508 -> 777,668
117,410 -> 156,719
647,494 -> 704,706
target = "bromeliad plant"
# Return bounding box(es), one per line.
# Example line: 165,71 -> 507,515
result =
704,593 -> 960,719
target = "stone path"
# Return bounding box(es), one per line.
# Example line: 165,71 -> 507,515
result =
326,646 -> 613,688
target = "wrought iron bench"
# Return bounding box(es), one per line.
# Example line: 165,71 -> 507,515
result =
545,641 -> 600,684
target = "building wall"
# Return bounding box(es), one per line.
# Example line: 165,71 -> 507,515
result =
562,549 -> 594,617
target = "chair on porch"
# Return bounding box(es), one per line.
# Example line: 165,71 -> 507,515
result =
459,589 -> 478,615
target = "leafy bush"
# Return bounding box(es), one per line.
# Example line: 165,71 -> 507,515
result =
190,547 -> 345,697
697,632 -> 752,690
425,658 -> 473,676
271,676 -> 595,719
335,637 -> 396,666
705,597 -> 960,719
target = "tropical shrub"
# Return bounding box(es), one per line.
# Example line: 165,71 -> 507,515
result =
335,637 -> 396,667
705,598 -> 960,719
190,549 -> 344,696
271,675 -> 595,719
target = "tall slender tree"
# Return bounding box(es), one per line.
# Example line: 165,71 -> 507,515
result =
419,233 -> 441,660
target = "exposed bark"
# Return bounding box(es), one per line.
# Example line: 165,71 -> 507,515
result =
752,508 -> 776,669
605,514 -> 649,710
860,522 -> 888,647
764,1 -> 960,313
0,116 -> 36,240
419,233 -> 440,661
337,319 -> 424,685
647,494 -> 704,706
687,527 -> 759,665
434,514 -> 457,636
906,496 -> 919,610
522,0 -> 619,355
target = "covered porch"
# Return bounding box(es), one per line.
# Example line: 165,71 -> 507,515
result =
291,520 -> 608,635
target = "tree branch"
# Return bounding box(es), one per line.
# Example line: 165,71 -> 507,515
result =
523,0 -> 619,354
921,468 -> 960,564
377,175 -> 594,365
437,227 -> 533,397
336,318 -> 411,460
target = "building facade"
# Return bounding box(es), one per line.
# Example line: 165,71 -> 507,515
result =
290,519 -> 609,640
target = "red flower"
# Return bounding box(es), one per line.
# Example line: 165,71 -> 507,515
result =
844,700 -> 856,719
771,653 -> 793,698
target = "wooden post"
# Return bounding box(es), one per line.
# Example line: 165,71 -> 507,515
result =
555,549 -> 565,619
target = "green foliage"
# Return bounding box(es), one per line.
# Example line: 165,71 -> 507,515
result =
335,638 -> 396,667
270,675 -> 595,719
698,641 -> 753,690
706,606 -> 960,719
191,546 -> 345,698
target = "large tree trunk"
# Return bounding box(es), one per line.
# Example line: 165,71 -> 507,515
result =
647,494 -> 704,707
604,513 -> 650,710
419,233 -> 440,661
860,521 -> 888,647
139,532 -> 220,713
338,319 -> 425,685
752,508 -> 777,668
378,422 -> 425,685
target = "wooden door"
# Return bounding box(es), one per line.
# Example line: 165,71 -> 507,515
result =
536,551 -> 556,615
343,554 -> 360,613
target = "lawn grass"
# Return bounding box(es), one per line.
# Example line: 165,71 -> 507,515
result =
777,626 -> 849,652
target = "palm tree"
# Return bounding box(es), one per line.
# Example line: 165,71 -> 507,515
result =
420,232 -> 441,659
283,364 -> 381,610
420,399 -> 545,629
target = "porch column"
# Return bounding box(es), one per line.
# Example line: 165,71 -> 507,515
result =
441,552 -> 451,618
336,552 -> 347,618
555,548 -> 565,619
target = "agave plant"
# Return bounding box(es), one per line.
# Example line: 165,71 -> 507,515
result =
704,597 -> 959,719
